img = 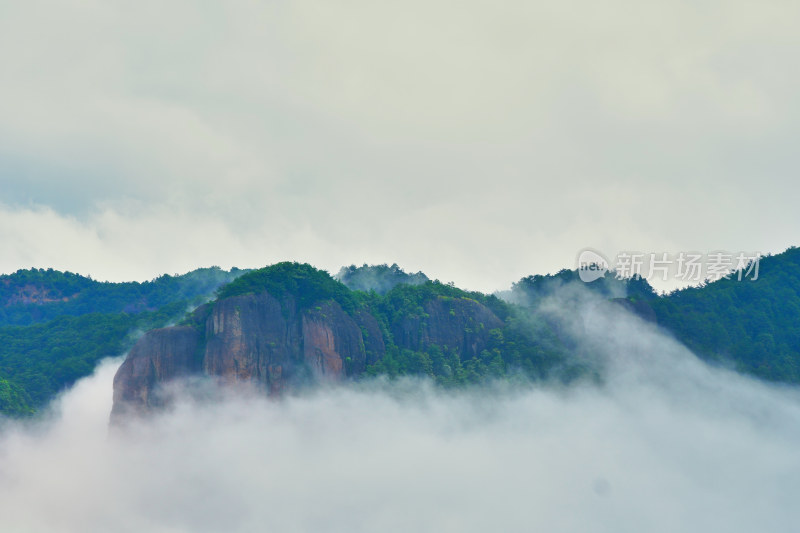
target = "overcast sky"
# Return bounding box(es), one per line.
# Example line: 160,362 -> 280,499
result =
1,1 -> 798,291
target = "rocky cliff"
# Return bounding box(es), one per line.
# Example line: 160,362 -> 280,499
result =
391,297 -> 503,358
111,291 -> 388,420
111,263 -> 509,420
112,326 -> 201,418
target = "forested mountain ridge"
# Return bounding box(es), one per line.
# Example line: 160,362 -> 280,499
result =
651,247 -> 800,382
0,267 -> 248,326
0,267 -> 247,416
507,247 -> 800,383
4,246 -> 800,419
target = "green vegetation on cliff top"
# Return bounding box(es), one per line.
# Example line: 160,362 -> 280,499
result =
218,262 -> 358,313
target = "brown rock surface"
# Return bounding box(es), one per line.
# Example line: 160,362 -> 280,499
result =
111,326 -> 201,420
112,292 -> 384,418
392,297 -> 503,357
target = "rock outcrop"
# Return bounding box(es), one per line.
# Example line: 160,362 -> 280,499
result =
111,267 -> 506,420
112,291 -> 389,420
392,297 -> 503,357
111,326 -> 201,419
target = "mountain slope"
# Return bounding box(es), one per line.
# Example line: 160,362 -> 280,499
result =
508,246 -> 800,384
0,266 -> 247,326
0,267 -> 246,415
652,247 -> 800,381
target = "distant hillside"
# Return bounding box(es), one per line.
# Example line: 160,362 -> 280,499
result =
0,267 -> 246,416
335,263 -> 429,294
0,267 -> 247,326
652,247 -> 800,382
508,247 -> 800,384
507,268 -> 657,303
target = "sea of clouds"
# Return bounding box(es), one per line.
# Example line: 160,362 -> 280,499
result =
1,292 -> 799,533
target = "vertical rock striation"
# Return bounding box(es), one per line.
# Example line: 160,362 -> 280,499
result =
112,291 -> 391,419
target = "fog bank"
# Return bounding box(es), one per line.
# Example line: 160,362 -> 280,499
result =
1,296 -> 800,533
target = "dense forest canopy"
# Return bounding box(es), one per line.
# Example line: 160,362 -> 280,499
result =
649,247 -> 800,381
0,266 -> 247,326
0,267 -> 246,416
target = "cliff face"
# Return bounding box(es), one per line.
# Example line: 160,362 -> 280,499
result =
111,280 -> 506,419
111,326 -> 201,419
201,293 -> 382,384
112,291 -> 387,418
202,292 -> 299,388
392,298 -> 503,357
